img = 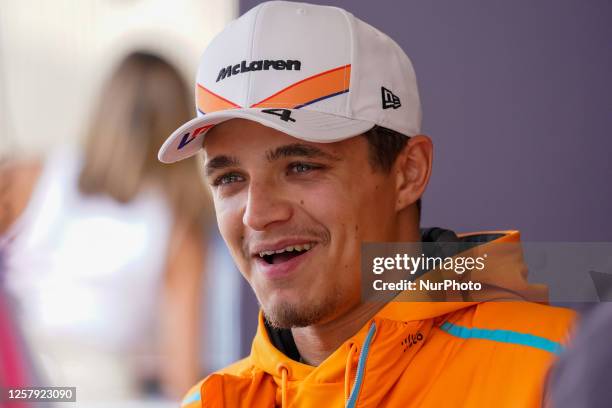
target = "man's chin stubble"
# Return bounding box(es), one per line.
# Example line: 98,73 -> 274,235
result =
262,291 -> 342,329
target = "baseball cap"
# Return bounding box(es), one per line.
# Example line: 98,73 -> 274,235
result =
158,0 -> 421,163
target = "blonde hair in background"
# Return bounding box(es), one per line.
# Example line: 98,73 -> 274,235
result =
78,52 -> 211,226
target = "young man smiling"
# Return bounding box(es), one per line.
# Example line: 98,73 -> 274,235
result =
158,2 -> 575,407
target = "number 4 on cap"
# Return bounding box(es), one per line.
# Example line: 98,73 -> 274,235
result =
261,109 -> 296,122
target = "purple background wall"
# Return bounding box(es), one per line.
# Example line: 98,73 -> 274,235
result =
240,0 -> 612,241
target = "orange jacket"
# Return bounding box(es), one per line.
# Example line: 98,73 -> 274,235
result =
182,231 -> 575,407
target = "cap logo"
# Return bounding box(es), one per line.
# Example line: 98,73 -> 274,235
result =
381,86 -> 401,109
261,109 -> 296,122
216,59 -> 302,82
177,125 -> 214,150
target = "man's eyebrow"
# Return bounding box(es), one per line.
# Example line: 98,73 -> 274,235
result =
266,143 -> 341,162
204,155 -> 240,176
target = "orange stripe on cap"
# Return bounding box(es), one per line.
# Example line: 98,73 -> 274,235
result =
197,84 -> 240,114
251,64 -> 351,109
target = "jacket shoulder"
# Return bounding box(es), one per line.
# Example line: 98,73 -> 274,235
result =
179,357 -> 255,407
475,301 -> 575,340
180,379 -> 205,408
444,301 -> 576,354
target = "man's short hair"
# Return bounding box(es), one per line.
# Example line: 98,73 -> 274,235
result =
362,125 -> 422,215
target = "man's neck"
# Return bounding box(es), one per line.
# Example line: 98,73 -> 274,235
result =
291,300 -> 386,366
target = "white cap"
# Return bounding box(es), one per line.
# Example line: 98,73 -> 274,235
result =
158,0 -> 421,163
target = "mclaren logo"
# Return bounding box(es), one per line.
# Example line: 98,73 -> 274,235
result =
217,59 -> 302,82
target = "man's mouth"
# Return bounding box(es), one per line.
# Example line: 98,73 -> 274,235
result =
257,243 -> 315,265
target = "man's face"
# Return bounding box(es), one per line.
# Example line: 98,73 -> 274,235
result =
203,119 -> 401,328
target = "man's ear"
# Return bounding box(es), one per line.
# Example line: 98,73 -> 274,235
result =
393,135 -> 433,211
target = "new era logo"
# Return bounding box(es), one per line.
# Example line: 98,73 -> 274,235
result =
381,86 -> 401,109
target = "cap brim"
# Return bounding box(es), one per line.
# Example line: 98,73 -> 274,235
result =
158,108 -> 375,163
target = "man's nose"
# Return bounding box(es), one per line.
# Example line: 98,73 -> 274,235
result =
242,181 -> 292,231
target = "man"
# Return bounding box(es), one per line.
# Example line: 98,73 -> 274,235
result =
158,2 -> 575,407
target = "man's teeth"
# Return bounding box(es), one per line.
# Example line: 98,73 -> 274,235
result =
259,243 -> 313,257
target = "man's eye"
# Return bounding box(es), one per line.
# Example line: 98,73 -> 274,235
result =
288,162 -> 320,174
213,173 -> 244,186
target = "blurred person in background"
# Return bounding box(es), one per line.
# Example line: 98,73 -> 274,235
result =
0,52 -> 212,401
